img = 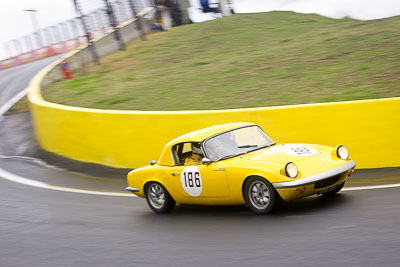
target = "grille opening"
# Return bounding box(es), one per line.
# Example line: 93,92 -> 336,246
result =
314,173 -> 343,189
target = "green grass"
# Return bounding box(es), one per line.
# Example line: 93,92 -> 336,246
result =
43,12 -> 400,111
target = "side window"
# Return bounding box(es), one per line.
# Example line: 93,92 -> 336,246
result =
182,143 -> 192,154
172,142 -> 204,166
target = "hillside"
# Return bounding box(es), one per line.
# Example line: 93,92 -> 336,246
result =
43,12 -> 400,111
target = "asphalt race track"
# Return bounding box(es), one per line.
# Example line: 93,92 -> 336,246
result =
0,55 -> 61,109
1,58 -> 400,267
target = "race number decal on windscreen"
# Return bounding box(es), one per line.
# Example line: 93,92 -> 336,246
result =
181,166 -> 202,197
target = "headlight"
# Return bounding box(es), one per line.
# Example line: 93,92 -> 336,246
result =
285,162 -> 298,178
337,145 -> 349,160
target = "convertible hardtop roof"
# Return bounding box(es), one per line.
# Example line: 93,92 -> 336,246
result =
157,122 -> 257,166
169,122 -> 257,144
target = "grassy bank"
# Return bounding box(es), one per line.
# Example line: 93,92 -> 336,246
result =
43,12 -> 400,111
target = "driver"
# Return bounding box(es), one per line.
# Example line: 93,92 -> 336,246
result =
207,132 -> 238,161
184,143 -> 204,165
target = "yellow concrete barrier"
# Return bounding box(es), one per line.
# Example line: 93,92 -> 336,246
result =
27,13 -> 400,169
28,60 -> 400,169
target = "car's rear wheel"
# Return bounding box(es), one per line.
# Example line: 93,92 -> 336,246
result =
322,181 -> 345,197
145,182 -> 175,214
244,177 -> 280,214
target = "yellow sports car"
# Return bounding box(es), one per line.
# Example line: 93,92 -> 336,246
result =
126,122 -> 355,214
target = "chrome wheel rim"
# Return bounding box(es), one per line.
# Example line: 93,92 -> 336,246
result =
249,181 -> 270,209
148,184 -> 165,209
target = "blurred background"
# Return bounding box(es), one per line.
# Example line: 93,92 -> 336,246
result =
1,0 -> 400,66
1,2 -> 400,266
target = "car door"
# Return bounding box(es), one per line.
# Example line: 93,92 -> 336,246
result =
169,161 -> 229,199
168,141 -> 230,201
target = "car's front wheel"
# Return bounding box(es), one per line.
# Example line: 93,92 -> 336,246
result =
244,176 -> 280,214
145,182 -> 176,214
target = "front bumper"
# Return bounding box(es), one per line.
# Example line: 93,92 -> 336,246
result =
126,186 -> 140,193
272,160 -> 356,189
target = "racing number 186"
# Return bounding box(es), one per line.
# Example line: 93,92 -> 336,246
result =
183,172 -> 201,187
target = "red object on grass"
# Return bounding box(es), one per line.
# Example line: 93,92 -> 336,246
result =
61,61 -> 72,79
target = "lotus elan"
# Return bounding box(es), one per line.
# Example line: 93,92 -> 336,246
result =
126,122 -> 355,214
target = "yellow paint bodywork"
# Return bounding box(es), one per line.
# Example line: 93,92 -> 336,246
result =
127,124 -> 354,204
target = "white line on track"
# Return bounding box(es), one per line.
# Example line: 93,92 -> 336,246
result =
342,183 -> 400,191
0,167 -> 135,197
0,87 -> 30,122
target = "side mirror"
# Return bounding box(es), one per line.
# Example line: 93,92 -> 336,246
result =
202,158 -> 211,165
149,160 -> 157,165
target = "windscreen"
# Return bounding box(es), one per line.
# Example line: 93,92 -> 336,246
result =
203,126 -> 275,161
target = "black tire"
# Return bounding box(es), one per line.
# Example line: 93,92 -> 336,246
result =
145,182 -> 176,214
244,177 -> 281,214
322,182 -> 345,197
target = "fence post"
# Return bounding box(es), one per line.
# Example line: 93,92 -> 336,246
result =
72,0 -> 99,63
23,36 -> 33,53
128,0 -> 147,40
152,0 -> 163,28
103,0 -> 125,50
12,40 -> 22,55
177,0 -> 191,25
44,28 -> 54,45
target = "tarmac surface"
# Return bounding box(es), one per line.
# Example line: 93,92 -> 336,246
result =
1,57 -> 400,267
0,55 -> 61,108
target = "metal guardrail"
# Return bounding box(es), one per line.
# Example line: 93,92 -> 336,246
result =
1,0 -> 153,70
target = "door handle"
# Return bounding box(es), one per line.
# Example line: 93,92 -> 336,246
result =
171,173 -> 181,176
